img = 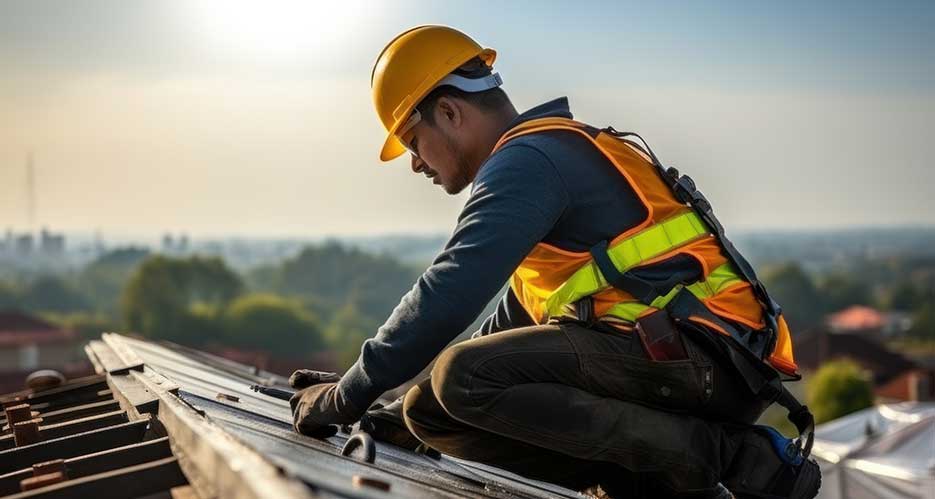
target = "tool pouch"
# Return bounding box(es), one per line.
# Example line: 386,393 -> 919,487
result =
635,309 -> 688,361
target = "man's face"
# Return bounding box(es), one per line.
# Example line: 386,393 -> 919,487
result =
400,106 -> 473,195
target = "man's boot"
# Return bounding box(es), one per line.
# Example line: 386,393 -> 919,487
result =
722,426 -> 821,499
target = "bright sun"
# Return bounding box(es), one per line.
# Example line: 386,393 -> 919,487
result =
192,0 -> 369,59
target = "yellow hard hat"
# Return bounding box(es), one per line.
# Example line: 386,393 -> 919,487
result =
371,26 -> 497,161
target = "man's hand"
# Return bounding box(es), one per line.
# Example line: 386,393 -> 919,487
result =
288,369 -> 342,389
289,381 -> 365,439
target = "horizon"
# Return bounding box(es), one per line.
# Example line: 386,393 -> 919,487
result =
5,224 -> 935,256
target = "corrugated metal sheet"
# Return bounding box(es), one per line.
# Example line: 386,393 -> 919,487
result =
116,333 -> 580,498
1,334 -> 583,498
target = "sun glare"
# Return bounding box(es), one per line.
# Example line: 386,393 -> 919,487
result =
192,0 -> 369,59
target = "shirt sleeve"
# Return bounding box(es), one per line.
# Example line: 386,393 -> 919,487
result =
473,287 -> 536,338
337,143 -> 569,410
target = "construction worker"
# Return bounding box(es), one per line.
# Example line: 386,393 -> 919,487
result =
290,26 -> 821,499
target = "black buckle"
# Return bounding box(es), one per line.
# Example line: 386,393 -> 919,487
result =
574,296 -> 595,325
589,240 -> 660,305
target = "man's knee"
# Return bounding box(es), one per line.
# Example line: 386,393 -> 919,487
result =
430,341 -> 488,421
401,382 -> 432,441
402,375 -> 475,449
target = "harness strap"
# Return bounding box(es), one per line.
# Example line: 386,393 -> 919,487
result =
545,211 -> 709,318
603,127 -> 783,348
666,289 -> 814,458
589,240 -> 661,304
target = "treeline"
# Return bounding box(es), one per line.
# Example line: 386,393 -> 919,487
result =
761,258 -> 935,339
2,244 -> 933,372
0,241 -> 421,370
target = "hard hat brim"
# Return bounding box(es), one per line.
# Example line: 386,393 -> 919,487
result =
380,134 -> 408,162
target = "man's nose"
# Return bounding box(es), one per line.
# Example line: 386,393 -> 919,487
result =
411,154 -> 426,174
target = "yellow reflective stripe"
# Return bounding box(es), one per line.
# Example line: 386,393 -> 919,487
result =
545,211 -> 709,317
688,263 -> 743,296
602,263 -> 744,322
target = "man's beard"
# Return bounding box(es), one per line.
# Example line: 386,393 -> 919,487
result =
443,131 -> 472,195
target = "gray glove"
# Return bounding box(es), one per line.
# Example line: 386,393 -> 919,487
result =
288,369 -> 352,438
290,382 -> 365,438
288,369 -> 342,389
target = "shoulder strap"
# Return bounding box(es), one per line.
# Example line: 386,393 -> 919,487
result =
601,127 -> 783,348
491,117 -> 599,154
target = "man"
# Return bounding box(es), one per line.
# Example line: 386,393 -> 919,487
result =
290,26 -> 820,499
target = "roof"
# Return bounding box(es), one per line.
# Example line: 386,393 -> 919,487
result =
0,333 -> 582,498
826,306 -> 886,331
811,402 -> 935,499
0,311 -> 59,332
0,310 -> 74,349
0,373 -> 185,497
794,329 -> 917,385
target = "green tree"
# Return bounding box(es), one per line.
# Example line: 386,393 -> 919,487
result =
21,275 -> 89,313
43,311 -> 120,343
0,280 -> 19,309
324,302 -> 378,371
887,282 -> 921,310
269,241 -> 419,320
762,263 -> 827,332
807,359 -> 874,424
906,304 -> 935,341
817,273 -> 871,313
78,247 -> 149,313
223,293 -> 324,356
121,255 -> 243,344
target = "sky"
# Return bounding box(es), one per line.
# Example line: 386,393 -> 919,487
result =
1,0 -> 933,238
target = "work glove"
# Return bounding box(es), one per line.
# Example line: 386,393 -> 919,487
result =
289,382 -> 365,439
288,369 -> 342,389
288,369 -> 360,438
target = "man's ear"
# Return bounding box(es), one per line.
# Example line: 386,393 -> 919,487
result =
433,96 -> 463,130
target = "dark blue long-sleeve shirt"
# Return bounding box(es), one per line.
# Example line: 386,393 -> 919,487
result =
338,98 -> 652,410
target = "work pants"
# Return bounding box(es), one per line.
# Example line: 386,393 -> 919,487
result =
401,320 -> 769,495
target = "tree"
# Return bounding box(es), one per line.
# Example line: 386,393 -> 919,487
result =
906,304 -> 935,341
817,273 -> 871,313
888,282 -> 921,311
21,275 -> 89,313
223,294 -> 324,356
762,263 -> 827,332
78,247 -> 149,313
45,311 -> 120,342
807,359 -> 874,424
0,280 -> 19,309
270,241 -> 419,320
324,302 -> 379,371
121,255 -> 243,344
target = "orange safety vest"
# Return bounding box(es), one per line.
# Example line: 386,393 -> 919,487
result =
491,117 -> 798,376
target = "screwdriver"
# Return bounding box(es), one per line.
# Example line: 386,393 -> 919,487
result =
249,384 -> 294,401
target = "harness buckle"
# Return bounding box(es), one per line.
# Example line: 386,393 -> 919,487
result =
589,240 -> 661,305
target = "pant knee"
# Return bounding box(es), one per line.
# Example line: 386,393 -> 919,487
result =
401,383 -> 428,440
430,342 -> 485,421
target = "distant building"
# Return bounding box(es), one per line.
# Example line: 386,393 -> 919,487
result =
826,305 -> 912,337
0,309 -> 89,392
39,227 -> 65,257
796,329 -> 935,402
13,233 -> 33,256
162,233 -> 175,253
162,232 -> 190,254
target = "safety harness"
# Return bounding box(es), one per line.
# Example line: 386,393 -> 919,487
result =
494,118 -> 815,459
601,126 -> 815,459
